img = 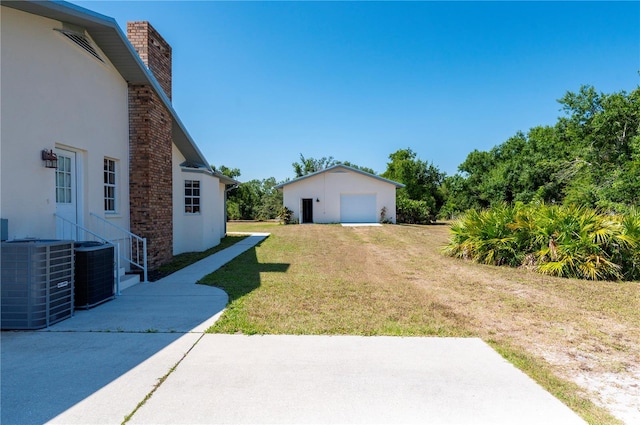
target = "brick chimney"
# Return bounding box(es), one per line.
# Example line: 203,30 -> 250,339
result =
127,21 -> 173,270
127,21 -> 172,99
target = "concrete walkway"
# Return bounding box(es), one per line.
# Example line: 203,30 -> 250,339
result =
1,234 -> 267,424
1,232 -> 587,425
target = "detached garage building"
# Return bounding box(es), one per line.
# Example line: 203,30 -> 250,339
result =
275,165 -> 404,224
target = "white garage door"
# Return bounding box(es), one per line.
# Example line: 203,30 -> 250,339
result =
340,194 -> 377,223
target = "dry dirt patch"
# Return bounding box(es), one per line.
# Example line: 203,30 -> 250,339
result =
352,224 -> 640,424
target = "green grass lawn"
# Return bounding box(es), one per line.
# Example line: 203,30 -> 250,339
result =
197,221 -> 638,425
203,224 -> 471,336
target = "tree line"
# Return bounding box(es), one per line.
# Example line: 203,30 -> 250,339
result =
443,85 -> 639,216
217,84 -> 639,222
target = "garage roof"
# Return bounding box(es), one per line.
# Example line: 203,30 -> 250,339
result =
275,164 -> 405,189
3,0 -> 213,171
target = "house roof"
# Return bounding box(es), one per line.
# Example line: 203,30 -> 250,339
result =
274,164 -> 405,189
213,172 -> 241,186
3,0 -> 213,172
179,162 -> 240,186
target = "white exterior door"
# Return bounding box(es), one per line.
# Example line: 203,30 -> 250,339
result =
340,194 -> 377,223
55,148 -> 77,239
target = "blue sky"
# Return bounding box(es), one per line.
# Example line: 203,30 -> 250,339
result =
73,1 -> 639,183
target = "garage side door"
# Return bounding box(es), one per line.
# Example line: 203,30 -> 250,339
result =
340,194 -> 377,223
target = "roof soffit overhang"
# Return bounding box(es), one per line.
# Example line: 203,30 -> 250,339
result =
179,164 -> 240,185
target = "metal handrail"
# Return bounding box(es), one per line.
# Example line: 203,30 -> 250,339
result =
88,213 -> 148,283
54,213 -> 122,295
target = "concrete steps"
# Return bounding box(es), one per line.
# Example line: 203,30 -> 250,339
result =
119,273 -> 140,291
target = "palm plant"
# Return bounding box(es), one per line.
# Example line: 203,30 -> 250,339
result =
534,205 -> 623,280
617,207 -> 640,280
445,203 -> 638,281
508,202 -> 548,254
444,204 -> 520,267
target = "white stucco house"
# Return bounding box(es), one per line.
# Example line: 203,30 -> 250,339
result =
275,165 -> 404,224
0,0 -> 237,282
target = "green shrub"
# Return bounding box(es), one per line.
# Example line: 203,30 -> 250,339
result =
444,203 -> 520,266
227,200 -> 241,220
397,197 -> 434,224
277,206 -> 294,225
445,203 -> 640,281
531,205 -> 623,280
618,207 -> 640,280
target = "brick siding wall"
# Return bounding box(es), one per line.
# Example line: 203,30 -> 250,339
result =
127,22 -> 174,270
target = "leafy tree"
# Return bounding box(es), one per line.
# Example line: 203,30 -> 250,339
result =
229,180 -> 261,220
213,165 -> 283,221
440,174 -> 472,219
448,85 -> 640,215
211,165 -> 241,179
557,85 -> 640,209
255,177 -> 283,220
292,154 -> 338,177
292,154 -> 378,176
226,178 -> 283,221
457,149 -> 495,209
382,148 -> 445,222
339,161 -> 377,175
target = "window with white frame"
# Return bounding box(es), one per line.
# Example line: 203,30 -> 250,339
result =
104,158 -> 116,212
56,155 -> 72,204
185,180 -> 200,213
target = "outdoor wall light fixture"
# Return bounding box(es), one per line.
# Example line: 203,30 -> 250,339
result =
316,198 -> 320,202
41,149 -> 58,169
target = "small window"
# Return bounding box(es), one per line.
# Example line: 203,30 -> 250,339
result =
104,158 -> 116,212
185,180 -> 201,214
56,155 -> 72,204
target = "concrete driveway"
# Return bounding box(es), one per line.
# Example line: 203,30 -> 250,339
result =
1,233 -> 586,424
